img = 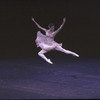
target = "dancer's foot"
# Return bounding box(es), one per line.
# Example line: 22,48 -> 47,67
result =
47,59 -> 53,64
73,53 -> 79,57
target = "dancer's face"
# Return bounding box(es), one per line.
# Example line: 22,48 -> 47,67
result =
49,26 -> 55,32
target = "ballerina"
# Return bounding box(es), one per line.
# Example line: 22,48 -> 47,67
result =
32,17 -> 79,64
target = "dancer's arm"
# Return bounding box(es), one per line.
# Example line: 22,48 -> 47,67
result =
32,17 -> 47,32
53,17 -> 66,36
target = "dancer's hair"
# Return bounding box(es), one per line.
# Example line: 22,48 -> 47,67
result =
48,23 -> 54,28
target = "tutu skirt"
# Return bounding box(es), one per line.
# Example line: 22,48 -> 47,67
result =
35,31 -> 62,51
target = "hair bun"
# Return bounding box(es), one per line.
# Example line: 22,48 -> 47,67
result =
48,23 -> 54,28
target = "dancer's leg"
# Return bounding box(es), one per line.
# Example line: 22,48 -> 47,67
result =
38,49 -> 53,64
55,46 -> 79,57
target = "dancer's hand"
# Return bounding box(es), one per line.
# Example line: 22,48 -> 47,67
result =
32,17 -> 35,22
63,17 -> 66,23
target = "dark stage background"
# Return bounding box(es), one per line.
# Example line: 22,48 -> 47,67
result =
0,0 -> 100,59
1,0 -> 100,99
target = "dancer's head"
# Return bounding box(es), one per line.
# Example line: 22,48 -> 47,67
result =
48,23 -> 54,31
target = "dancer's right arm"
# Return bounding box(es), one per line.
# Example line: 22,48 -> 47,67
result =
32,17 -> 47,32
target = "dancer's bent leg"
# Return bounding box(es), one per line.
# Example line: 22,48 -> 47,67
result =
38,49 -> 53,64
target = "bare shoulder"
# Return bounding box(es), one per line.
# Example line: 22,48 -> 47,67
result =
52,31 -> 57,35
46,29 -> 50,32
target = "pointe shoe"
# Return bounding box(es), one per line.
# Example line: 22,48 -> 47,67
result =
47,59 -> 53,64
73,53 -> 79,57
76,54 -> 79,57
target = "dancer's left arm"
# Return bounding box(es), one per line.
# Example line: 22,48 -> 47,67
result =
53,17 -> 66,36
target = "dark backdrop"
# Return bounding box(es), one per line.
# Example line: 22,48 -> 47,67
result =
0,0 -> 100,59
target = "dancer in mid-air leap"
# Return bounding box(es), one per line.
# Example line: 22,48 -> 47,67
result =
32,17 -> 79,64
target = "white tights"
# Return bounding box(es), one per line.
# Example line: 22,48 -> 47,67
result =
38,46 -> 79,64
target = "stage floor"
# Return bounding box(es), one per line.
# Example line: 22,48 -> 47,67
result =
0,57 -> 100,99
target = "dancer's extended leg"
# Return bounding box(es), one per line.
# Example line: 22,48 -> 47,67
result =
55,46 -> 79,57
38,49 -> 53,64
